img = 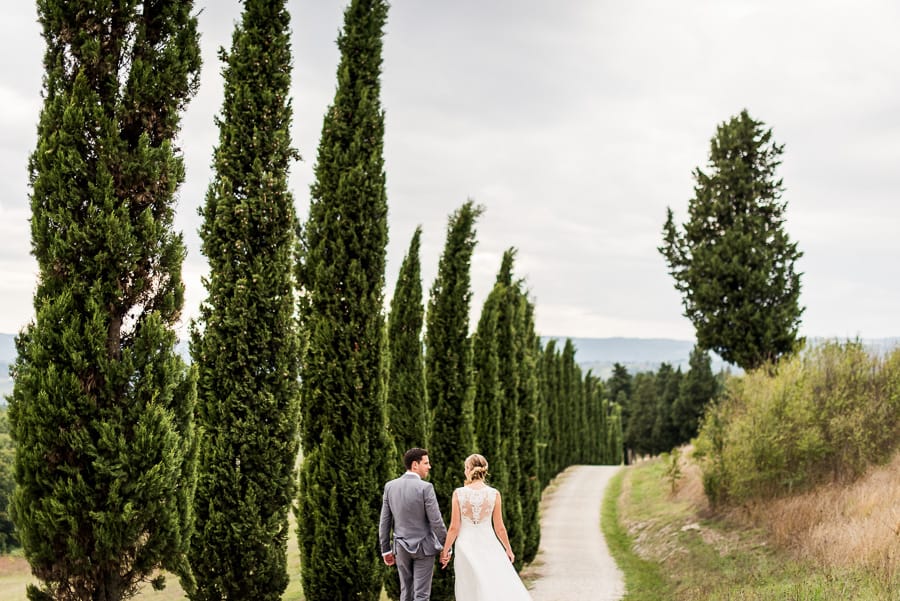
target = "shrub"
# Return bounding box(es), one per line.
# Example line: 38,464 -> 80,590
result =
695,341 -> 900,505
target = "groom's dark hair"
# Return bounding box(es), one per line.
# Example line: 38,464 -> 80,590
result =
403,447 -> 429,470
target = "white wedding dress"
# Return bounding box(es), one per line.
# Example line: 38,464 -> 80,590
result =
453,485 -> 532,600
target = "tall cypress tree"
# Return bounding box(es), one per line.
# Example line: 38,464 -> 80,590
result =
296,1 -> 391,599
472,283 -> 502,462
492,251 -> 525,568
426,201 -> 481,601
660,109 -> 804,371
583,373 -> 605,463
560,340 -> 581,467
541,340 -> 561,482
516,296 -> 542,563
387,227 -> 428,455
189,1 -> 299,599
8,2 -> 200,599
384,227 -> 427,601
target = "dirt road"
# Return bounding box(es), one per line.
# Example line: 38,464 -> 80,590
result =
524,465 -> 626,601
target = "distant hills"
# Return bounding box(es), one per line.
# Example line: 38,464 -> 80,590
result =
541,336 -> 730,379
3,333 -> 898,399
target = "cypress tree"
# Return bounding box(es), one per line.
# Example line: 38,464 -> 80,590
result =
386,227 -> 428,454
516,297 -> 542,563
472,283 -> 502,462
383,228 -> 426,601
189,1 -> 300,599
607,402 -> 624,465
541,341 -> 561,481
492,251 -> 524,568
532,338 -> 552,494
583,373 -> 606,463
296,0 -> 392,599
660,109 -> 804,371
426,201 -> 481,600
560,340 -> 580,467
8,2 -> 201,599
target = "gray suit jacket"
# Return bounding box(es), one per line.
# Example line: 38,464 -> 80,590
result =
379,473 -> 447,556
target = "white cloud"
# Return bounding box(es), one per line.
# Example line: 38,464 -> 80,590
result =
2,0 -> 900,342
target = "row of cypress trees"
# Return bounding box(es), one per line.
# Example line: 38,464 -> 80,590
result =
8,1 -> 625,600
384,203 -> 624,601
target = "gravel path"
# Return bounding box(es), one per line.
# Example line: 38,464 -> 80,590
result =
523,465 -> 626,601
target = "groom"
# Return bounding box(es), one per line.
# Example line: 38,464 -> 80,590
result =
380,447 -> 448,601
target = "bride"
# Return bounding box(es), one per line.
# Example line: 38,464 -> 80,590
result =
439,454 -> 532,600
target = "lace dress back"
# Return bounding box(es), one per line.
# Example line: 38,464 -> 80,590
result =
458,485 -> 497,526
453,485 -> 531,600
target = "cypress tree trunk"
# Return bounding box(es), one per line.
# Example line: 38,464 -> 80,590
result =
387,227 -> 428,453
8,2 -> 201,599
189,1 -> 300,599
426,201 -> 481,601
296,1 -> 391,599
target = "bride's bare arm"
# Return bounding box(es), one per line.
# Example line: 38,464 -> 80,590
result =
440,490 -> 461,568
491,491 -> 515,563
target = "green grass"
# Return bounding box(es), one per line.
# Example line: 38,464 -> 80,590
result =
604,458 -> 899,601
600,467 -> 670,599
0,514 -> 308,601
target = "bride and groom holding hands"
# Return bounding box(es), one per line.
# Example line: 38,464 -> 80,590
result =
379,447 -> 532,601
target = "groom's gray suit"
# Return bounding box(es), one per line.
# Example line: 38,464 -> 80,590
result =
380,472 -> 447,601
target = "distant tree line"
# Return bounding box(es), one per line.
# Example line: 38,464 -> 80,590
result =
610,346 -> 723,461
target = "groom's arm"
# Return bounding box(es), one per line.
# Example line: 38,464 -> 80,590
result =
379,485 -> 395,562
424,484 -> 448,545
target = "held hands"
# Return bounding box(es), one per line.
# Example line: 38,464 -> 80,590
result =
439,547 -> 452,569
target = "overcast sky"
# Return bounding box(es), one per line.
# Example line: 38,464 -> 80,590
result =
1,1 -> 899,342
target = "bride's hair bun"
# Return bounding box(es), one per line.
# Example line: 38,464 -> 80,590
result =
469,465 -> 488,480
464,454 -> 489,482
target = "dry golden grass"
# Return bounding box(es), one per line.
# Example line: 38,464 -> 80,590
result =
669,445 -> 900,586
670,448 -> 708,513
721,449 -> 900,584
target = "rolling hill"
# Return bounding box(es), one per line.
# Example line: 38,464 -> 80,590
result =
3,333 -> 898,398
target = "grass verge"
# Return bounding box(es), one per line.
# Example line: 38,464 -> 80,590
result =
605,457 -> 899,601
600,467 -> 670,599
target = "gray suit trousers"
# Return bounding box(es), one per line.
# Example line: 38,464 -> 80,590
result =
394,545 -> 435,601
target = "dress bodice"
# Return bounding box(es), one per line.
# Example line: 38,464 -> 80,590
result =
456,485 -> 497,526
